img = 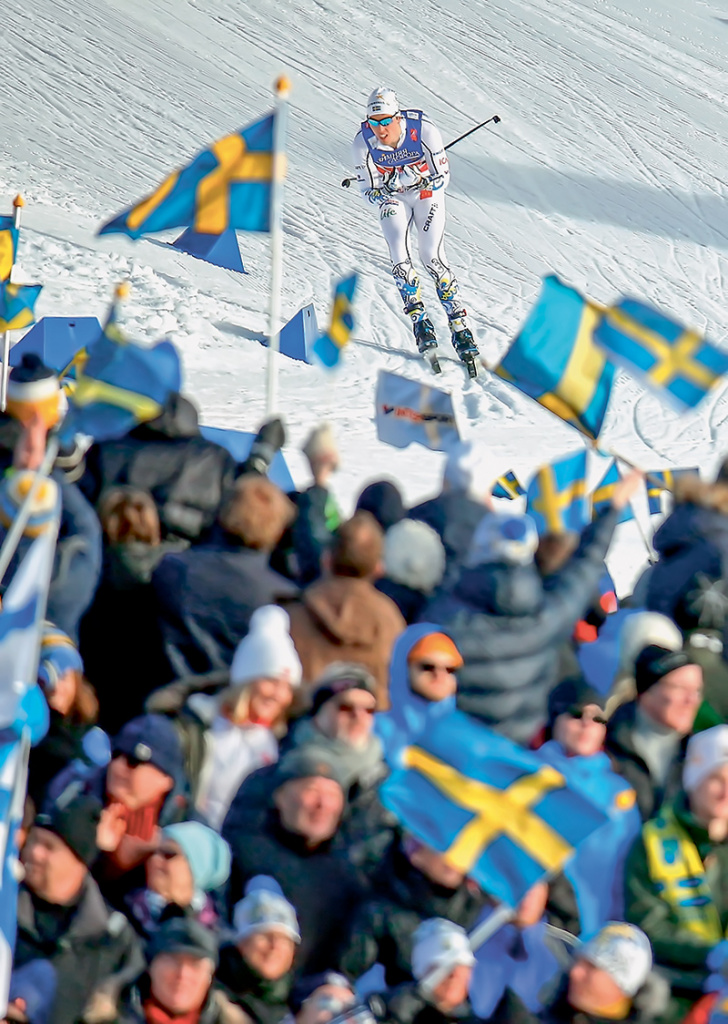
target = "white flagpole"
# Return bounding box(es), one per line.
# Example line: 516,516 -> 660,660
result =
265,76 -> 291,417
0,195 -> 25,413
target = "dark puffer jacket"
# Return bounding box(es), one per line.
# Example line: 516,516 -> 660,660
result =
425,508 -> 618,745
216,943 -> 293,1024
408,490 -> 489,587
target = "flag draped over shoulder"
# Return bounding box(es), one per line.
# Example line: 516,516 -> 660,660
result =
591,460 -> 634,524
99,113 -> 278,238
313,274 -> 358,368
646,468 -> 700,515
380,709 -> 608,908
375,370 -> 460,451
0,511 -> 58,1012
59,293 -> 181,444
0,217 -> 18,283
0,282 -> 42,332
493,470 -> 525,501
595,298 -> 728,411
494,275 -> 616,441
526,450 -> 589,535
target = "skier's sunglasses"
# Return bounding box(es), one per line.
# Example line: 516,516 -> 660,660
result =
368,115 -> 396,127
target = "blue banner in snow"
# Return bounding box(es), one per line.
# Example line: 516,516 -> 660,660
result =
375,370 -> 460,451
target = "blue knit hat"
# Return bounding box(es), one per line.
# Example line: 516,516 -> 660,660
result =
113,714 -> 184,783
162,821 -> 231,892
38,622 -> 84,691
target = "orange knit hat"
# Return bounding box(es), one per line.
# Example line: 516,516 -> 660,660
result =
407,633 -> 463,667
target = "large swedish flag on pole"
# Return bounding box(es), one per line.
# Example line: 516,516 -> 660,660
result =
494,275 -> 616,441
381,709 -> 608,908
594,298 -> 728,411
98,112 -> 280,238
0,216 -> 18,283
526,450 -> 589,535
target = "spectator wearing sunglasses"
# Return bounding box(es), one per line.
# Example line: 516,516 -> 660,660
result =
538,677 -> 641,934
377,625 -> 462,765
606,645 -> 703,821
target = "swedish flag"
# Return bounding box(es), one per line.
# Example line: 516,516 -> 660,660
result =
495,276 -> 616,441
58,292 -> 181,443
313,273 -> 359,368
0,217 -> 18,282
99,113 -> 278,238
526,450 -> 588,535
0,282 -> 41,332
646,468 -> 699,515
591,460 -> 634,524
595,298 -> 728,411
493,470 -> 525,500
381,709 -> 608,908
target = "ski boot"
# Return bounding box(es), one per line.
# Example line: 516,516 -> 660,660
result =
449,312 -> 479,378
407,303 -> 441,373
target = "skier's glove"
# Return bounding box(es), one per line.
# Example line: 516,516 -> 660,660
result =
365,188 -> 392,205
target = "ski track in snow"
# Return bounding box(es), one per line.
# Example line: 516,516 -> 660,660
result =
2,0 -> 728,594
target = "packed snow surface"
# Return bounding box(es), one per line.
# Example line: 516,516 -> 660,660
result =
3,0 -> 728,592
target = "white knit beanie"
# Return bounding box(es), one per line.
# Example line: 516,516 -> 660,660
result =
579,923 -> 652,997
411,919 -> 475,981
384,519 -> 446,593
302,422 -> 339,469
683,725 -> 728,794
230,606 -> 302,688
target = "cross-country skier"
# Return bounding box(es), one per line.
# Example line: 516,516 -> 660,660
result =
352,87 -> 479,366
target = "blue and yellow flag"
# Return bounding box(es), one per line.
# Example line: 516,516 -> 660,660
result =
595,298 -> 728,411
493,470 -> 525,501
98,113 -> 278,238
0,217 -> 18,283
526,450 -> 588,536
58,291 -> 182,443
591,460 -> 634,524
646,468 -> 700,515
313,274 -> 358,368
495,276 -> 616,441
380,709 -> 608,908
0,282 -> 41,332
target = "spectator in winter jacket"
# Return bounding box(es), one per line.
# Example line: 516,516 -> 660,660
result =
224,748 -> 365,975
356,479 -> 406,532
153,475 -> 299,679
288,511 -> 406,708
426,470 -> 641,746
15,793 -> 143,1024
606,645 -> 702,820
189,606 -> 301,828
377,520 -> 447,625
27,624 -> 100,808
376,625 -> 461,766
408,439 -> 504,588
289,423 -> 342,586
646,469 -> 728,627
625,726 -> 728,1020
538,677 -> 641,934
538,923 -> 663,1024
217,876 -> 300,1024
109,918 -> 244,1024
125,821 -> 231,939
339,832 -> 489,986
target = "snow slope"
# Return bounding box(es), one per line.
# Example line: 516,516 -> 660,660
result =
3,0 -> 728,591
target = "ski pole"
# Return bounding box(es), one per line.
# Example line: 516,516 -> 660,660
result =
341,113 -> 501,187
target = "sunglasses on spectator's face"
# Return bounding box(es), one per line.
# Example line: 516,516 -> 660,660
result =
368,115 -> 395,127
413,663 -> 459,675
114,751 -> 146,770
337,702 -> 375,717
154,847 -> 181,861
568,707 -> 607,726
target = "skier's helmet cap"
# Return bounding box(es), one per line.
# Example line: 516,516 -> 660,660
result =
367,87 -> 399,119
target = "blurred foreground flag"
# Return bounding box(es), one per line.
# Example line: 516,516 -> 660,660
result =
595,298 -> 728,411
0,282 -> 41,332
99,113 -> 278,238
646,467 -> 700,515
0,217 -> 18,282
313,273 -> 358,368
381,709 -> 608,908
591,460 -> 634,524
526,450 -> 588,535
59,288 -> 181,443
494,275 -> 616,441
493,470 -> 525,500
375,370 -> 460,451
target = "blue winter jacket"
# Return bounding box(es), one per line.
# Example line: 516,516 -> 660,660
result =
537,739 -> 641,935
424,507 -> 619,745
